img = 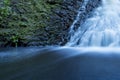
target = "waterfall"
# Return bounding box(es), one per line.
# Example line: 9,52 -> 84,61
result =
66,0 -> 120,47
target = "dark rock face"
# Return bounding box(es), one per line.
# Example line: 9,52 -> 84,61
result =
28,0 -> 84,46
43,0 -> 84,45
0,0 -> 101,47
40,0 -> 101,46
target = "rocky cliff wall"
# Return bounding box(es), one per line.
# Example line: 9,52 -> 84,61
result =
0,0 -> 101,47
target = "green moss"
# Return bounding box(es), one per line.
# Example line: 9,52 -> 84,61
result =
0,0 -> 11,16
0,0 -> 62,47
10,35 -> 19,47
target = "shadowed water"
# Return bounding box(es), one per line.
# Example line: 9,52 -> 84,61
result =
1,47 -> 120,80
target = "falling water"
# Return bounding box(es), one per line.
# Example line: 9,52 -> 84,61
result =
66,0 -> 120,47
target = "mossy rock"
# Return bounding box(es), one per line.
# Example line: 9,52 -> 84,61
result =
0,0 -> 62,47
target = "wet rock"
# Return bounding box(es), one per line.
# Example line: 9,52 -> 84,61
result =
0,0 -> 101,47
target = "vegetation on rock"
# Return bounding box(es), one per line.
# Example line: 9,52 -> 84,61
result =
0,0 -> 63,47
0,0 -> 90,47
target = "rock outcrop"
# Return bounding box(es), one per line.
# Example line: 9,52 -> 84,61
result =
0,0 -> 101,47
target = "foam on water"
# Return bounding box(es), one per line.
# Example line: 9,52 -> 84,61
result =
1,47 -> 120,63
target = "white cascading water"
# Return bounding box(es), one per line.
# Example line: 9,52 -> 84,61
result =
66,0 -> 120,47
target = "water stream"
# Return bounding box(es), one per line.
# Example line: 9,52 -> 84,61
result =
1,0 -> 120,80
66,0 -> 120,47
